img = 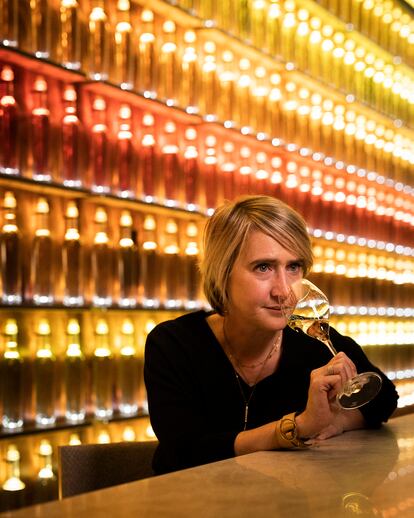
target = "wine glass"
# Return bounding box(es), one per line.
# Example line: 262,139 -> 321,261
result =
280,278 -> 382,409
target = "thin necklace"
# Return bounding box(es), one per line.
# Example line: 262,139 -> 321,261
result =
222,321 -> 282,431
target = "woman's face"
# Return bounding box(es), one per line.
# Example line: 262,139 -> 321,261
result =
226,230 -> 304,331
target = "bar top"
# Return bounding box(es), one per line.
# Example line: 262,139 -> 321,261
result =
3,414 -> 414,518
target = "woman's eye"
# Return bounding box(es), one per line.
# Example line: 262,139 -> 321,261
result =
288,262 -> 302,273
256,263 -> 270,272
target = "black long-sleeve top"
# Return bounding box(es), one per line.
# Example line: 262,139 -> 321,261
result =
144,310 -> 398,474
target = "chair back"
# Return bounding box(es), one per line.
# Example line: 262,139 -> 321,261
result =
58,440 -> 158,498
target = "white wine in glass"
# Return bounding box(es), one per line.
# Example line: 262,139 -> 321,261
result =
283,279 -> 382,409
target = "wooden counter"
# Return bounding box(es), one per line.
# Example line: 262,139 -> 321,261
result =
2,414 -> 414,518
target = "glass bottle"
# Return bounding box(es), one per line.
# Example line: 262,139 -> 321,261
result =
180,30 -> 199,113
31,76 -> 51,182
137,9 -> 156,98
139,318 -> 156,413
64,318 -> 86,423
35,439 -> 57,503
1,319 -> 24,430
91,206 -> 112,307
0,0 -> 18,47
90,96 -> 110,193
31,197 -> 54,305
114,0 -> 135,90
161,120 -> 181,207
218,50 -> 237,126
34,318 -> 56,426
200,41 -> 218,121
220,141 -> 236,201
118,210 -> 139,307
162,218 -> 182,308
30,0 -> 51,58
158,20 -> 177,105
184,221 -> 201,310
183,127 -> 200,211
139,113 -> 158,202
116,104 -> 136,198
141,214 -> 160,308
60,0 -> 81,70
236,145 -> 253,195
62,85 -> 82,187
88,0 -> 109,81
0,191 -> 22,304
203,134 -> 219,214
252,66 -> 269,137
0,65 -> 20,175
236,58 -> 252,132
2,445 -> 25,491
118,318 -> 139,416
92,318 -> 113,420
62,201 -> 83,306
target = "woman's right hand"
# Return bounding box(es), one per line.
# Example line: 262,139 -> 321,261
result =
295,352 -> 358,439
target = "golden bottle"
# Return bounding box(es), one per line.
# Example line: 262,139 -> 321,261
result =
139,113 -> 158,202
1,319 -> 24,430
91,96 -> 110,193
0,0 -> 18,47
2,445 -> 25,492
62,85 -> 82,187
34,440 -> 58,503
62,201 -> 83,306
116,104 -> 137,198
114,0 -> 135,89
141,214 -> 161,308
60,0 -> 81,70
137,9 -> 156,98
218,50 -> 236,125
34,319 -> 56,426
118,210 -> 139,307
0,191 -> 22,304
88,0 -> 110,81
221,140 -> 236,201
0,66 -> 20,175
161,120 -> 181,207
200,41 -> 218,121
91,206 -> 112,307
31,76 -> 51,182
180,30 -> 199,113
252,66 -> 269,136
64,318 -> 86,422
183,127 -> 200,210
236,58 -> 252,132
118,318 -> 139,416
158,20 -> 178,105
92,319 -> 113,419
31,197 -> 54,305
30,0 -> 51,58
162,218 -> 182,308
203,135 -> 219,214
184,221 -> 201,309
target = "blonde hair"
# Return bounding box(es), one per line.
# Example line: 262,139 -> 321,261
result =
200,195 -> 313,315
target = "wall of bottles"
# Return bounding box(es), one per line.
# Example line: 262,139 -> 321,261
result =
1,0 -> 414,511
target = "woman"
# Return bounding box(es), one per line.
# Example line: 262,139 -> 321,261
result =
144,195 -> 398,474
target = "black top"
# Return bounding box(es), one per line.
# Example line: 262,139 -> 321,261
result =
144,310 -> 398,474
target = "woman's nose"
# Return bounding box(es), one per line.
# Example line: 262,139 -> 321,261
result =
270,271 -> 291,299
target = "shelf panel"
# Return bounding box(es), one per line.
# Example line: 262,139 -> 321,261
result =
0,45 -> 86,83
0,411 -> 149,440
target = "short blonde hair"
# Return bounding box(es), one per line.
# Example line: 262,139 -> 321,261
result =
200,195 -> 313,315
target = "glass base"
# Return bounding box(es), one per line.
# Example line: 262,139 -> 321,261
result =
338,372 -> 382,409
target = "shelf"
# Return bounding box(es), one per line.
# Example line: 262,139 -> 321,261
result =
0,45 -> 86,83
0,411 -> 149,440
0,173 -> 207,220
0,302 -> 188,312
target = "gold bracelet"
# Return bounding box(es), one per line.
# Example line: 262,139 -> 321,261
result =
274,412 -> 309,449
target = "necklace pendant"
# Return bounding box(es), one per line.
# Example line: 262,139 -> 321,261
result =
244,404 -> 249,431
